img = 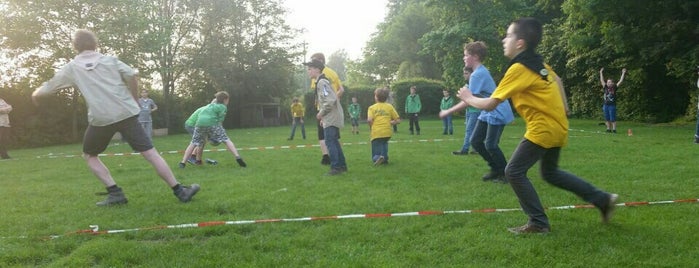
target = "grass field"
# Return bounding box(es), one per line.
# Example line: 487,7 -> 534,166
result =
1,118 -> 698,267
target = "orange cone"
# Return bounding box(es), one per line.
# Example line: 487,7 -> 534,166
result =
627,129 -> 633,136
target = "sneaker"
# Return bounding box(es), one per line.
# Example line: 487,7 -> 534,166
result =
287,137 -> 293,140
187,155 -> 197,164
600,193 -> 619,224
236,158 -> 247,167
694,136 -> 699,144
194,160 -> 203,165
469,151 -> 479,155
96,191 -> 128,206
452,151 -> 467,155
482,171 -> 504,181
178,162 -> 186,169
374,156 -> 385,166
205,158 -> 218,165
612,129 -> 617,134
507,223 -> 550,234
338,166 -> 348,172
492,176 -> 509,184
606,129 -> 612,133
175,184 -> 200,203
326,168 -> 344,176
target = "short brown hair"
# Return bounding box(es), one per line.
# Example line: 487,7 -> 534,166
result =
73,29 -> 98,52
215,91 -> 229,104
463,41 -> 488,61
375,87 -> 389,102
310,53 -> 326,64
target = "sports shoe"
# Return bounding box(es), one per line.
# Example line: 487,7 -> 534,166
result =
507,223 -> 550,234
374,156 -> 385,166
175,184 -> 200,203
178,162 -> 186,169
96,190 -> 128,206
694,136 -> 699,144
236,158 -> 247,167
194,160 -> 203,165
482,171 -> 504,181
326,168 -> 344,176
187,155 -> 197,164
600,193 -> 619,224
469,151 -> 479,155
205,158 -> 218,165
452,151 -> 467,155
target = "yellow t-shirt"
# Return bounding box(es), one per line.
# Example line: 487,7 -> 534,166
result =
290,102 -> 304,118
368,102 -> 399,141
311,67 -> 342,92
491,63 -> 568,148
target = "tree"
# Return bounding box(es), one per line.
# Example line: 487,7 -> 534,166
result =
359,0 -> 441,85
561,0 -> 699,122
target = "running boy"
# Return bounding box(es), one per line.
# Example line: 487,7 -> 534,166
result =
367,87 -> 400,165
457,17 -> 617,234
32,29 -> 199,206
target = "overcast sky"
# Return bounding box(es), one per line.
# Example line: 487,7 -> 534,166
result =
283,0 -> 389,62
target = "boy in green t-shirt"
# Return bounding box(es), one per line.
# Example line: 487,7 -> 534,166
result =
179,91 -> 246,168
348,96 -> 361,135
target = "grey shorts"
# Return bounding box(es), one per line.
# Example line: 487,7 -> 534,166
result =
192,125 -> 229,147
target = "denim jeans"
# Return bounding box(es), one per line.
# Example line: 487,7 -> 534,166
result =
695,111 -> 699,138
323,126 -> 346,169
505,139 -> 609,228
470,120 -> 507,172
371,137 -> 390,162
289,117 -> 306,139
442,114 -> 453,134
459,111 -> 479,153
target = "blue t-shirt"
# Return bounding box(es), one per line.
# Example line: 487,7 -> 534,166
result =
469,65 -> 514,125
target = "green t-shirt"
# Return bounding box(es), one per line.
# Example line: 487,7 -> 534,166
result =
196,103 -> 227,127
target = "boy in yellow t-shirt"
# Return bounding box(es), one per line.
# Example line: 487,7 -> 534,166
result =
367,87 -> 400,165
457,17 -> 617,234
288,97 -> 306,140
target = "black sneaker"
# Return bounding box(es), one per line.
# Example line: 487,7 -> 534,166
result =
178,162 -> 186,169
599,193 -> 619,224
507,223 -> 550,234
326,168 -> 344,176
694,136 -> 699,144
482,171 -> 504,181
236,158 -> 247,167
206,158 -> 218,165
175,184 -> 200,203
96,190 -> 128,206
452,151 -> 467,155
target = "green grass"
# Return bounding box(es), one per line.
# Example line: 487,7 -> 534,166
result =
1,118 -> 698,267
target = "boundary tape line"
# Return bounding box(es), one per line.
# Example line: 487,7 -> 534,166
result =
33,138 -> 461,159
5,197 -> 691,240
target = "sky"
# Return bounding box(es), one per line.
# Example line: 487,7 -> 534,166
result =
282,0 -> 389,62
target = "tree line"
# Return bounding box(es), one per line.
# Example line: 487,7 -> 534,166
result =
351,0 -> 698,123
1,0 -> 697,149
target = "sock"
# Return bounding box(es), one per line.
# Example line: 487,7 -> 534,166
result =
106,185 -> 121,193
